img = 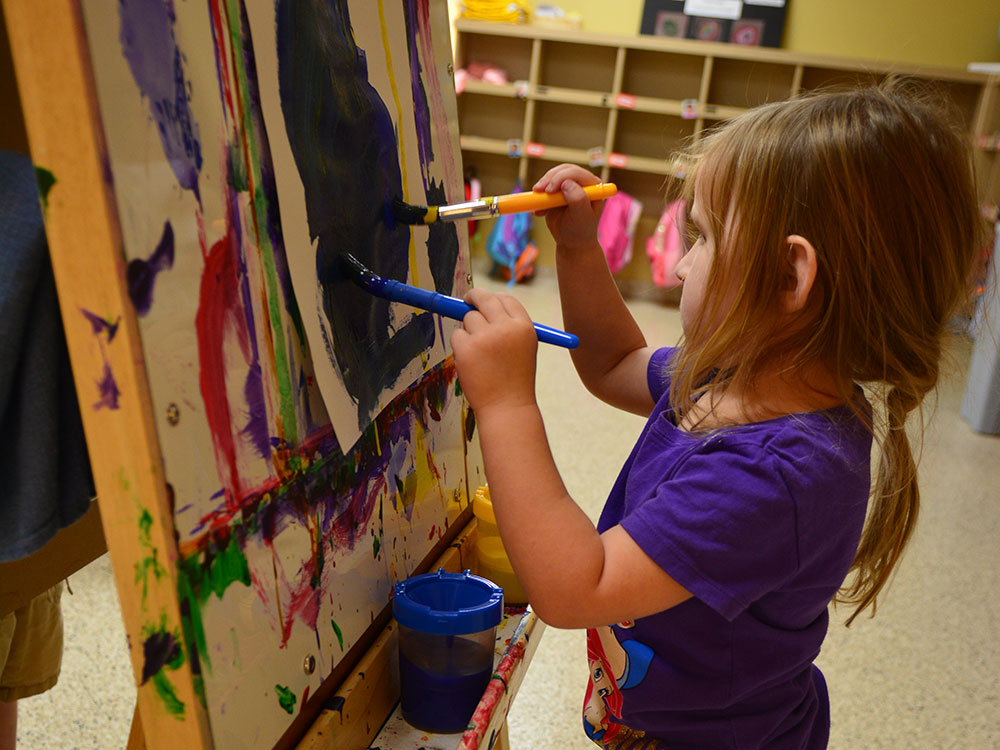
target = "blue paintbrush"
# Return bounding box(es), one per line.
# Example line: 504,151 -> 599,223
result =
338,253 -> 579,349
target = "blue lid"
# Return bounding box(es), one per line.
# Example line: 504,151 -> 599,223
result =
393,568 -> 504,635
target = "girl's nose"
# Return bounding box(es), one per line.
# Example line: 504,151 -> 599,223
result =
673,254 -> 688,282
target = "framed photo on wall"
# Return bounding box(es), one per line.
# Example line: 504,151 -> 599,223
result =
640,0 -> 787,48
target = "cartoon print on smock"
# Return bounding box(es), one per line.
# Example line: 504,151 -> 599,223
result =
583,621 -> 654,744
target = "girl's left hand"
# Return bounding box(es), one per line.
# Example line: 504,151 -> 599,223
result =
450,288 -> 538,416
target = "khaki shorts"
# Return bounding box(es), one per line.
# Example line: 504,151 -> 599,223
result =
0,584 -> 63,702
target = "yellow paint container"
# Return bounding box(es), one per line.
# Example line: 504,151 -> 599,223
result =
472,486 -> 528,605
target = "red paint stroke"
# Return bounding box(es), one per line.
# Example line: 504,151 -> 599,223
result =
460,610 -> 530,750
208,0 -> 237,124
195,227 -> 251,501
461,639 -> 527,750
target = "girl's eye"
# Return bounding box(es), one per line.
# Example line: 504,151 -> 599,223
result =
592,667 -> 604,681
683,228 -> 703,255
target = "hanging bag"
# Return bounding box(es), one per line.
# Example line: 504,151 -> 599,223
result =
646,199 -> 685,288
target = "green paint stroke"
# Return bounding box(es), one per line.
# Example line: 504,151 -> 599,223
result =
35,167 -> 56,211
228,141 -> 248,192
152,671 -> 186,717
135,508 -> 167,609
206,531 -> 252,599
176,528 -> 252,677
372,532 -> 381,560
331,619 -> 344,651
275,684 -> 297,714
140,616 -> 187,718
224,1 -> 302,451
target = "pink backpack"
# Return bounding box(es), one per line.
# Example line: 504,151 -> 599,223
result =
646,199 -> 685,288
597,191 -> 643,274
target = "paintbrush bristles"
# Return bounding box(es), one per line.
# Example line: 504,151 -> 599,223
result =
391,199 -> 431,226
338,252 -> 377,289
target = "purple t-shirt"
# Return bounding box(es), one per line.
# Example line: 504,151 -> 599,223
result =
585,348 -> 871,748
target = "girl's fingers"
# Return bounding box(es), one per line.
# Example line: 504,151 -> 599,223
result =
533,163 -> 600,194
495,293 -> 531,321
462,289 -> 531,329
464,288 -> 507,320
459,308 -> 486,333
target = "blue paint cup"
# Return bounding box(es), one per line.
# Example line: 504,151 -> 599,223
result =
393,568 -> 504,733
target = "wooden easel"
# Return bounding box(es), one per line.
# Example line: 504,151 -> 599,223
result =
3,2 -> 538,747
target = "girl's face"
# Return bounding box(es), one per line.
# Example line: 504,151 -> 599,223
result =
674,182 -> 719,335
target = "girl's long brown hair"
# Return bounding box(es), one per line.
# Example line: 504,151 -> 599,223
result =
668,81 -> 983,625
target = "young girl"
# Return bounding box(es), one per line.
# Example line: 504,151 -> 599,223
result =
450,83 -> 982,748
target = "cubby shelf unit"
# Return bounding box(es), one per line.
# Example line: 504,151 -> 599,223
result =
454,19 -> 1000,284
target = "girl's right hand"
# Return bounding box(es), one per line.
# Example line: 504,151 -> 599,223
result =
532,164 -> 603,254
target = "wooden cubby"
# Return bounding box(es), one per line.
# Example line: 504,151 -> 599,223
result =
454,19 -> 1000,287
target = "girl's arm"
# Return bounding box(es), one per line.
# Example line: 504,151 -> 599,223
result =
534,164 -> 657,417
451,290 -> 691,629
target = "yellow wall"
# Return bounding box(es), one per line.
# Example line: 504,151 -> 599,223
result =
562,0 -> 999,70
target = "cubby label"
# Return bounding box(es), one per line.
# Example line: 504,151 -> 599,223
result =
681,99 -> 699,119
506,139 -> 523,157
525,142 -> 546,157
587,147 -> 605,167
608,152 -> 628,168
615,93 -> 637,109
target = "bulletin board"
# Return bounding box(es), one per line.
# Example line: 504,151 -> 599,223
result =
2,0 -> 482,748
640,0 -> 788,48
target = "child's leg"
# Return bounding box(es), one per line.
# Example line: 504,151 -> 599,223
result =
0,699 -> 16,750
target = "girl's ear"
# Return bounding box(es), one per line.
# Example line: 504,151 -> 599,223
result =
782,234 -> 818,313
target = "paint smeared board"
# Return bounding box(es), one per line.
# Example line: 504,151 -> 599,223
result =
78,1 -> 482,747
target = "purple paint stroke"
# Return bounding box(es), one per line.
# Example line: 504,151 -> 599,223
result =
127,220 -> 175,316
402,1 -> 459,296
234,1 -> 305,347
405,0 -> 433,176
95,362 -> 122,410
242,361 -> 270,458
231,184 -> 271,460
141,628 -> 182,684
119,0 -> 203,200
80,308 -> 120,342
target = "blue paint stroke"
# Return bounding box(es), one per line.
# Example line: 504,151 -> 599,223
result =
119,0 -> 203,200
127,220 -> 175,316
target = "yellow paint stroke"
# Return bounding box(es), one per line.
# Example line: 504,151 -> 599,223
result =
377,0 -> 420,287
412,421 -> 446,508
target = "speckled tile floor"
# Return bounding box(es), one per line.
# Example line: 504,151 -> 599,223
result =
16,262 -> 1000,748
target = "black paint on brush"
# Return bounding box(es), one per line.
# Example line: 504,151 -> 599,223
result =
337,253 -> 378,291
391,197 -> 432,225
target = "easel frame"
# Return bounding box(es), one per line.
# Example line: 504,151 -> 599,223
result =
3,0 -> 213,745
